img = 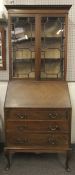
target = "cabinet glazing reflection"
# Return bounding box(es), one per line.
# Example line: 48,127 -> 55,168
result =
41,17 -> 65,79
11,17 -> 35,78
11,16 -> 65,79
0,27 -> 6,70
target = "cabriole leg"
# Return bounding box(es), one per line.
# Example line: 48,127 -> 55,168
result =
4,150 -> 11,170
65,150 -> 71,172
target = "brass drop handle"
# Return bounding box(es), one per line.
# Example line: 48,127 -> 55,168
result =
48,113 -> 57,119
48,125 -> 59,131
16,114 -> 28,119
48,138 -> 55,145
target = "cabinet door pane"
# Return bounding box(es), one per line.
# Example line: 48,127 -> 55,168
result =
11,17 -> 35,79
41,17 -> 65,79
0,32 -> 2,67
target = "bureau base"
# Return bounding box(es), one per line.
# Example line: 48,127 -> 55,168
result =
4,146 -> 72,172
4,81 -> 72,171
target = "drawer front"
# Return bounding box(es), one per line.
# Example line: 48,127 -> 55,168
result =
5,109 -> 67,120
6,132 -> 69,147
6,120 -> 68,132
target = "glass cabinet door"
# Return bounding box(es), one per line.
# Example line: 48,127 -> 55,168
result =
11,16 -> 35,78
40,17 -> 65,79
0,32 -> 2,66
10,15 -> 65,80
0,27 -> 6,70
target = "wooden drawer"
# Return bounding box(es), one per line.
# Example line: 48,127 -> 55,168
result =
5,109 -> 67,120
6,132 -> 69,147
6,120 -> 68,132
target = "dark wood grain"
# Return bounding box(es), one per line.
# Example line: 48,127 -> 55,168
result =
5,5 -> 72,10
5,80 -> 71,108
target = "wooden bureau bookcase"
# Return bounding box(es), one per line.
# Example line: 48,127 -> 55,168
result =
4,5 -> 72,171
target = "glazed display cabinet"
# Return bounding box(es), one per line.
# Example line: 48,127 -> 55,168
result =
4,5 -> 72,171
6,5 -> 71,80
